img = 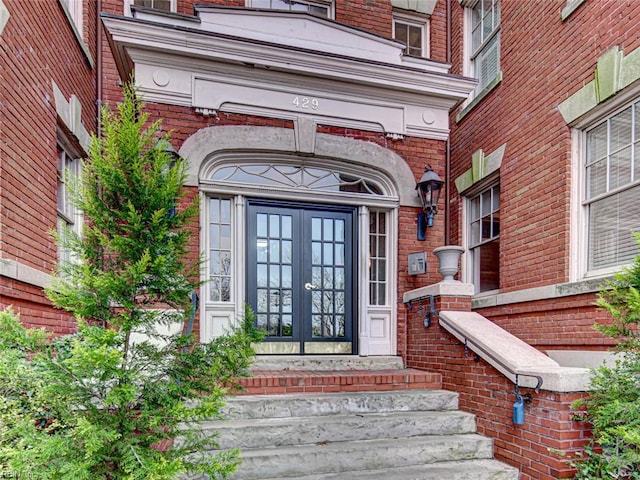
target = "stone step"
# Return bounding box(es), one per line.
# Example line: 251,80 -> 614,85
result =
250,355 -> 404,371
235,368 -> 441,395
227,434 -> 495,479
209,410 -> 477,449
221,390 -> 459,419
281,459 -> 520,480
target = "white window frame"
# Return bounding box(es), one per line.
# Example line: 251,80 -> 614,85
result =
245,0 -> 334,19
571,95 -> 640,280
124,0 -> 177,16
56,143 -> 82,265
392,11 -> 430,58
462,0 -> 501,101
463,181 -> 500,294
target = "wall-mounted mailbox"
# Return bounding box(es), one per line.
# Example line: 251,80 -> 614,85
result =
408,252 -> 427,275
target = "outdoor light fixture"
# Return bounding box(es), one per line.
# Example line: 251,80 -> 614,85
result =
415,166 -> 444,241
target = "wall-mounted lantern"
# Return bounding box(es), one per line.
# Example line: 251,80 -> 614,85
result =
415,166 -> 444,241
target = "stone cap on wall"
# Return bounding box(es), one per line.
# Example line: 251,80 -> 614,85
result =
438,311 -> 592,392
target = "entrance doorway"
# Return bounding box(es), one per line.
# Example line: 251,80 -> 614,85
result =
246,200 -> 356,354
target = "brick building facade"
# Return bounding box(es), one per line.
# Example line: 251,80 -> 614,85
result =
1,0 -> 637,478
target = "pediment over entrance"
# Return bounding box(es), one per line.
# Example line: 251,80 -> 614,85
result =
102,6 -> 476,140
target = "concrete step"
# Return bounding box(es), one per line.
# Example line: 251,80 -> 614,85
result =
221,390 -> 459,419
210,410 -> 477,449
198,383 -> 520,480
228,434 -> 494,479
281,459 -> 520,480
250,355 -> 404,371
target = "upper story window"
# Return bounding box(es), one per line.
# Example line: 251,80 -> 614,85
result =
467,183 -> 500,293
584,100 -> 640,273
126,0 -> 175,14
247,0 -> 333,18
393,12 -> 429,58
464,0 -> 500,99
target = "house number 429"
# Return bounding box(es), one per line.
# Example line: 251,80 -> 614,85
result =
292,96 -> 319,110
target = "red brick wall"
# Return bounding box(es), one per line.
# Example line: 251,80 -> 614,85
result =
476,294 -> 616,351
445,0 -> 638,349
449,0 -> 640,291
405,294 -> 591,480
0,0 -> 97,328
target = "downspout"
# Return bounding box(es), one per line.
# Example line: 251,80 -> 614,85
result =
445,0 -> 452,245
96,0 -> 102,140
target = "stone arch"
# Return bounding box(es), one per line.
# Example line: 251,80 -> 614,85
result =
180,125 -> 419,207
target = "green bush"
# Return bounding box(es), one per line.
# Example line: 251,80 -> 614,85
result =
569,235 -> 640,479
0,84 -> 262,479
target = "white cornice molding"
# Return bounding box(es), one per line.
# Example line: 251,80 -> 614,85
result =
102,11 -> 475,140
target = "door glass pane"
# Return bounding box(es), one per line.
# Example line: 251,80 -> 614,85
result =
312,217 -> 322,240
323,267 -> 334,289
323,218 -> 334,241
323,243 -> 333,264
282,265 -> 292,288
335,219 -> 345,241
335,244 -> 345,266
257,213 -> 268,237
269,214 -> 280,237
257,264 -> 268,288
335,267 -> 345,289
269,239 -> 280,263
282,215 -> 292,238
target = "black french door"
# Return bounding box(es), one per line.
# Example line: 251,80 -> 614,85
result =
246,200 -> 356,354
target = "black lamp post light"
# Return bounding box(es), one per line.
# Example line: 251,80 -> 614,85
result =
415,166 -> 444,241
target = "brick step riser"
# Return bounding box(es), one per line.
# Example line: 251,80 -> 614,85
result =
208,410 -> 477,449
235,369 -> 441,395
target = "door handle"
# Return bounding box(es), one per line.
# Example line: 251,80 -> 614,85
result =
304,283 -> 319,290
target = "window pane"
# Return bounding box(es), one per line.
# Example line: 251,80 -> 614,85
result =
587,122 -> 608,164
394,22 -> 408,45
610,146 -> 632,190
468,185 -> 500,292
588,185 -> 640,270
610,107 -> 632,153
478,238 -> 500,292
587,159 -> 607,199
408,25 -> 422,54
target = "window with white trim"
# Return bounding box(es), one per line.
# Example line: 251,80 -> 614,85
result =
57,145 -> 81,264
584,100 -> 640,272
247,0 -> 333,18
393,12 -> 429,58
125,0 -> 176,15
465,0 -> 500,98
208,197 -> 233,302
369,210 -> 387,305
467,184 -> 500,293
